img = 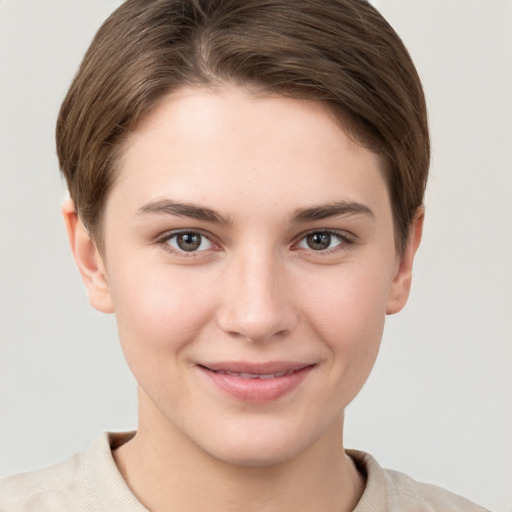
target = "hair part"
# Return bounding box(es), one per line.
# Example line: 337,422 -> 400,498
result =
56,0 -> 430,254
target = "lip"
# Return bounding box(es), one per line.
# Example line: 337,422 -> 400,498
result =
197,361 -> 315,403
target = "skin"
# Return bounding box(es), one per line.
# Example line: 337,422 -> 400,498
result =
63,85 -> 423,512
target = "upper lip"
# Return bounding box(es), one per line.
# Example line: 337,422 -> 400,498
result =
199,361 -> 315,375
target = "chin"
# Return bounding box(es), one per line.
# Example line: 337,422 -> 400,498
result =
210,441 -> 302,468
197,420 -> 319,468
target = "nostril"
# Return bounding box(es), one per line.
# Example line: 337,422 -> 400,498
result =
224,326 -> 293,344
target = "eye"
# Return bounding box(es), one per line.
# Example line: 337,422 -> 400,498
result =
296,231 -> 347,251
163,231 -> 213,253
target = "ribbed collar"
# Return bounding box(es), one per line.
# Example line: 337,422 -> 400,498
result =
85,431 -> 147,512
84,432 -> 387,512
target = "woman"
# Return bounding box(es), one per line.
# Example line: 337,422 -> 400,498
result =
0,1 -> 490,510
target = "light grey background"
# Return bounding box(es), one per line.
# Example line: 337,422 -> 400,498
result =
0,1 -> 510,510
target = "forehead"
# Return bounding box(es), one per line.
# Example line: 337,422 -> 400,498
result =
111,86 -> 391,223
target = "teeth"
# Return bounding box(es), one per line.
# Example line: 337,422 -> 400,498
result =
214,369 -> 294,379
260,371 -> 289,379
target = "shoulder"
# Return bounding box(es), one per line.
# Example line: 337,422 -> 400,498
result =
0,432 -> 141,512
348,450 -> 491,512
0,449 -> 94,512
382,468 -> 491,511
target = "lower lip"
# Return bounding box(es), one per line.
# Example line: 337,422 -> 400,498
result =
199,366 -> 314,403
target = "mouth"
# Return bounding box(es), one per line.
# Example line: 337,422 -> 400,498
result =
209,369 -> 297,379
197,362 -> 315,403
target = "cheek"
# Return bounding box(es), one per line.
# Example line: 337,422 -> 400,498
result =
302,259 -> 392,334
108,260 -> 218,367
299,261 -> 392,387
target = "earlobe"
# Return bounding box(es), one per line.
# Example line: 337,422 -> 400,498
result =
386,209 -> 424,315
62,198 -> 114,314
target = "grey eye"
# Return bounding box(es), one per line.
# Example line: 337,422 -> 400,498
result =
307,233 -> 331,250
297,232 -> 344,251
167,232 -> 213,252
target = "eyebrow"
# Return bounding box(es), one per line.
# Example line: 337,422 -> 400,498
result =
136,199 -> 232,225
136,198 -> 373,225
291,201 -> 374,223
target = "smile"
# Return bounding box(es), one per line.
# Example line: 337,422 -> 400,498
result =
210,369 -> 296,379
198,362 -> 315,403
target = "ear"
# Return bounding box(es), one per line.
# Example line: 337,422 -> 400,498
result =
386,208 -> 424,315
62,198 -> 114,314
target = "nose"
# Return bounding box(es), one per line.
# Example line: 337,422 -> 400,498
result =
216,248 -> 299,343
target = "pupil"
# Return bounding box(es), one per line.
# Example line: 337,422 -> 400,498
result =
177,233 -> 201,251
307,233 -> 331,250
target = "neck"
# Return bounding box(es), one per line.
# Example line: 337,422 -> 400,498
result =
114,393 -> 364,512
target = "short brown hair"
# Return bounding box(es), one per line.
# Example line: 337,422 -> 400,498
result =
56,0 -> 429,253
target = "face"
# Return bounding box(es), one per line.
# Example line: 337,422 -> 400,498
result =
69,85 -> 419,467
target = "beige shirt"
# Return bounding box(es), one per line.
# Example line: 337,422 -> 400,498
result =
0,432 -> 490,511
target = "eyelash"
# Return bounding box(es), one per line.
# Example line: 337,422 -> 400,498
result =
157,230 -> 218,256
293,229 -> 354,255
156,229 -> 354,256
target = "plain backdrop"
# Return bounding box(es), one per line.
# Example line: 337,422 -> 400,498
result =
0,1 -> 510,511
